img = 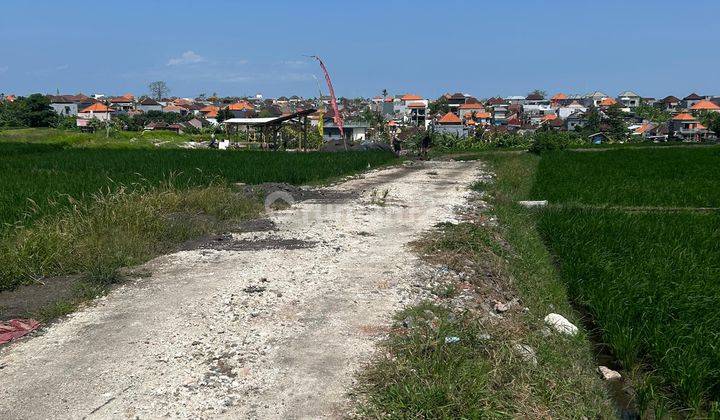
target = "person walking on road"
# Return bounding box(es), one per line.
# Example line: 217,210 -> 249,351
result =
420,129 -> 431,159
392,134 -> 401,156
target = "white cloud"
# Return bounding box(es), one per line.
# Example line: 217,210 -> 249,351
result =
280,60 -> 308,67
167,50 -> 205,66
56,64 -> 69,71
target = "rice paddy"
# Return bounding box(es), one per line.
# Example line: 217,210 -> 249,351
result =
531,147 -> 720,414
0,134 -> 396,291
0,142 -> 396,227
531,147 -> 720,207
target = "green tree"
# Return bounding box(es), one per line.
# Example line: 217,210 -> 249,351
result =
635,104 -> 671,123
605,104 -> 629,140
699,111 -> 720,135
584,106 -> 602,134
0,94 -> 56,127
528,89 -> 547,99
216,108 -> 233,123
429,96 -> 449,115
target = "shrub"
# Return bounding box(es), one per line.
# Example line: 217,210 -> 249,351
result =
529,131 -> 583,154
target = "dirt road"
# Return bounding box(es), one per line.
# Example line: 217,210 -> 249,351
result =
0,160 -> 480,419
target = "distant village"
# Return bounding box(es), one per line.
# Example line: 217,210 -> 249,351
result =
1,88 -> 719,144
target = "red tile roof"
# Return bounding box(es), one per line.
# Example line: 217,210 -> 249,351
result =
401,94 -> 422,101
673,113 -> 696,121
459,103 -> 484,110
80,103 -> 111,113
634,123 -> 652,134
200,105 -> 220,113
551,93 -> 568,101
163,105 -> 186,112
407,103 -> 427,109
227,101 -> 254,111
690,100 -> 720,111
507,116 -> 521,126
437,112 -> 461,124
599,97 -> 617,106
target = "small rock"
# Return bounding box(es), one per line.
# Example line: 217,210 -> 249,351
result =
544,313 -> 579,336
493,300 -> 509,313
514,344 -> 537,365
478,333 -> 491,340
243,285 -> 266,294
597,366 -> 622,381
444,336 -> 460,344
401,317 -> 414,329
517,200 -> 548,208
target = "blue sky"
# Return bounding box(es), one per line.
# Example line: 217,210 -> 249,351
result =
1,0 -> 719,99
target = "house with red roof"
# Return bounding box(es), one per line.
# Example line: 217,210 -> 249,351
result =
457,102 -> 485,120
77,102 -> 113,126
434,112 -> 469,137
598,97 -> 618,108
108,96 -> 134,112
690,100 -> 720,114
670,112 -> 715,141
226,101 -> 255,117
550,93 -> 570,107
392,94 -> 428,122
682,93 -> 704,110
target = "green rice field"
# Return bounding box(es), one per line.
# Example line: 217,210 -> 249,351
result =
531,147 -> 720,413
0,133 -> 395,292
0,142 -> 395,227
531,147 -> 720,207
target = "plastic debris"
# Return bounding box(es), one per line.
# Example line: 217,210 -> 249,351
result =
0,319 -> 41,345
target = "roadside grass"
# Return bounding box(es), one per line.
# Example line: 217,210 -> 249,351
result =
531,146 -> 720,207
0,142 -> 397,227
356,152 -> 614,418
0,183 -> 263,291
31,281 -> 109,322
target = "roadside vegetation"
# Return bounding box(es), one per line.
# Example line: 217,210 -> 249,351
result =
531,147 -> 720,415
0,137 -> 396,293
0,141 -> 395,227
356,152 -> 615,417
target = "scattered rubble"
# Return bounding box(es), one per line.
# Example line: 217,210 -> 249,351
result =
517,200 -> 548,208
243,285 -> 266,294
514,343 -> 538,366
544,313 -> 579,336
597,366 -> 622,381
